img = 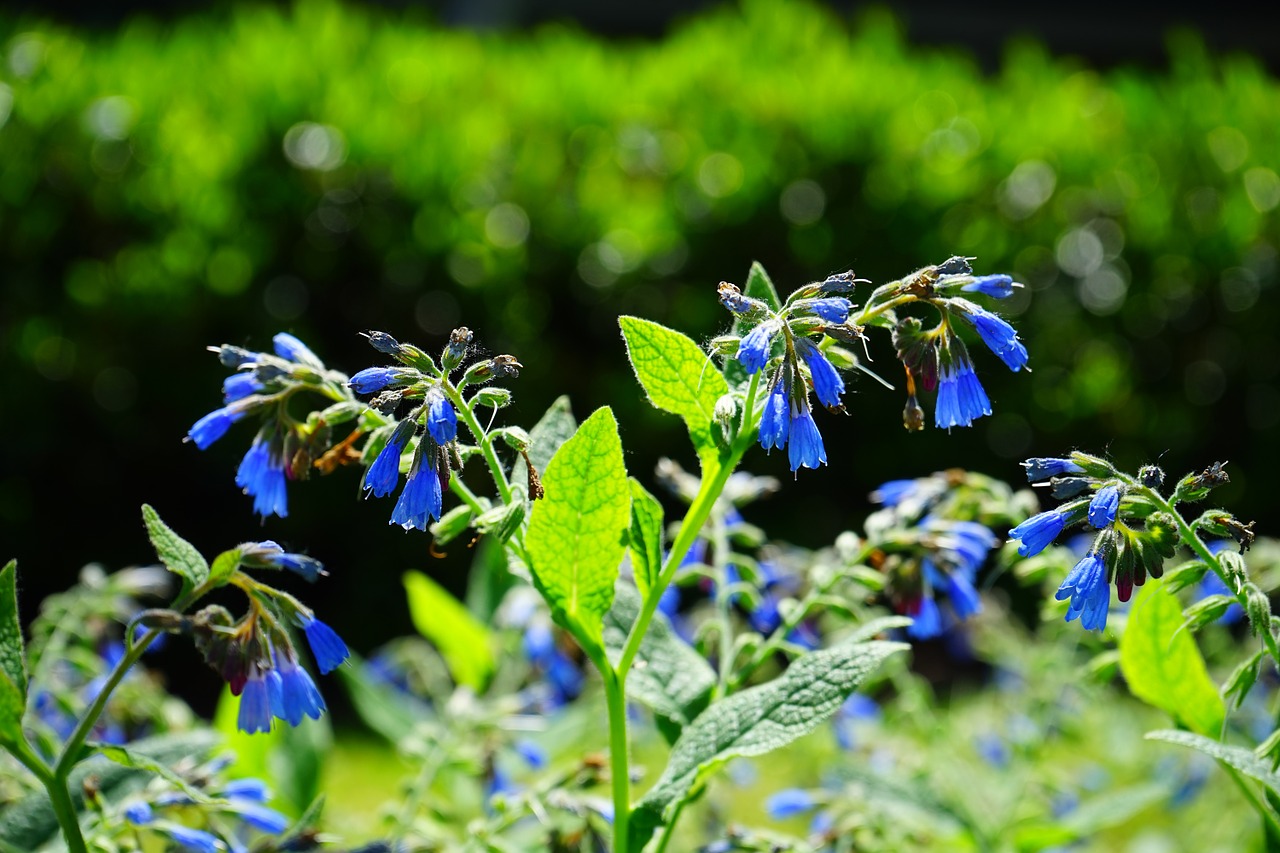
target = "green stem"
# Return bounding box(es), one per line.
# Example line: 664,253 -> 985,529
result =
1225,765 -> 1280,840
853,293 -> 915,326
443,382 -> 515,506
7,720 -> 86,853
600,663 -> 632,853
711,514 -> 734,697
651,798 -> 687,853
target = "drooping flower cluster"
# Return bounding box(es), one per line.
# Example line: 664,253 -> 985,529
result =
348,328 -> 522,532
139,542 -> 349,734
1007,453 -> 1186,632
188,333 -> 357,518
716,258 -> 1029,473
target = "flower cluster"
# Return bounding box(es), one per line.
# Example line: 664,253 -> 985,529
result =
1007,454 -> 1183,632
121,775 -> 290,853
348,328 -> 522,532
188,333 -> 357,518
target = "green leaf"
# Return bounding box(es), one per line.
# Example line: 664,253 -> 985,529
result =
1118,578 -> 1224,737
514,394 -> 577,485
525,407 -> 630,648
743,261 -> 782,312
632,638 -> 907,835
0,561 -> 26,747
337,654 -> 425,743
208,547 -> 244,585
604,585 -> 714,729
627,479 -> 664,603
90,742 -> 213,803
1147,729 -> 1280,794
618,316 -> 728,469
403,570 -> 495,691
141,504 -> 209,589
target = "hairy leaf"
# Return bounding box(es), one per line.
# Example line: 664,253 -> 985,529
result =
0,561 -> 25,747
627,479 -> 664,603
208,547 -> 243,585
141,504 -> 209,589
404,570 -> 495,691
1147,729 -> 1280,793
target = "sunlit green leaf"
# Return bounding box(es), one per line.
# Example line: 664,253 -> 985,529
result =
141,504 -> 209,589
403,570 -> 495,691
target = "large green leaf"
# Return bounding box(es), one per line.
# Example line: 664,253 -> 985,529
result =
0,561 -> 26,747
524,395 -> 578,475
1146,729 -> 1280,793
618,316 -> 728,468
604,585 -> 714,729
626,479 -> 664,603
525,407 -> 630,648
1118,578 -> 1224,737
632,638 -> 907,836
141,504 -> 209,589
403,570 -> 495,691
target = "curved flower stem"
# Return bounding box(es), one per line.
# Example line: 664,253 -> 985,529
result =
853,293 -> 915,327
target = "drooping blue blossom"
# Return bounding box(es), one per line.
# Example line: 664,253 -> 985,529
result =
237,670 -> 273,735
349,366 -> 401,395
907,593 -> 943,640
226,800 -> 291,834
1008,510 -> 1067,557
426,391 -> 458,444
871,479 -> 920,507
1022,457 -> 1086,482
787,405 -> 827,471
809,297 -> 852,324
736,319 -> 780,375
1088,485 -> 1121,528
1056,553 -> 1111,631
833,693 -> 880,750
944,567 -> 983,620
932,521 -> 998,574
124,801 -> 154,825
271,657 -> 326,726
796,339 -> 844,408
934,360 -> 991,429
222,372 -> 263,403
975,733 -> 1011,768
758,381 -> 789,452
766,788 -> 817,819
161,823 -> 222,853
391,457 -> 443,531
188,406 -> 246,449
960,274 -> 1015,299
363,422 -> 414,498
961,307 -> 1029,371
265,551 -> 325,582
748,593 -> 782,635
222,778 -> 271,803
301,616 -> 349,674
236,439 -> 288,519
272,332 -> 321,367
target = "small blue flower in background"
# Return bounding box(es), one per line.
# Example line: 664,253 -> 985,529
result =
221,778 -> 271,802
1197,566 -> 1245,626
300,616 -> 350,674
272,332 -> 322,367
959,306 -> 1029,371
934,359 -> 991,429
1088,485 -> 1120,528
1056,553 -> 1110,631
513,739 -> 548,770
907,593 -> 943,640
225,799 -> 290,834
871,479 -> 920,508
766,788 -> 817,819
1008,510 -> 1067,556
833,693 -> 880,750
123,801 -> 153,825
736,319 -> 781,375
974,733 -> 1010,768
161,824 -> 222,853
960,274 -> 1016,299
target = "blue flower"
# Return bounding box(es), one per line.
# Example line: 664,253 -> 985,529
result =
1088,485 -> 1120,528
736,319 -> 780,375
1198,571 -> 1245,625
301,616 -> 349,674
758,381 -> 789,452
961,307 -> 1029,371
272,332 -> 321,366
908,593 -> 943,640
270,658 -> 326,726
718,283 -> 756,314
268,552 -> 324,582
349,367 -> 401,395
934,361 -> 991,429
1008,510 -> 1067,557
222,372 -> 262,403
226,801 -> 290,834
809,297 -> 852,323
871,479 -> 919,507
1056,553 -> 1111,631
787,405 -> 827,471
391,459 -> 443,531
363,330 -> 402,354
1022,457 -> 1086,482
960,274 -> 1015,299
514,739 -> 548,770
944,567 -> 983,620
123,801 -> 153,825
833,693 -> 880,750
222,778 -> 271,802
236,439 -> 288,518
161,824 -> 221,853
749,593 -> 782,634
363,422 -> 414,497
975,733 -> 1010,768
797,340 -> 844,408
188,406 -> 245,449
237,671 -> 273,734
935,521 -> 998,574
766,788 -> 817,819
426,391 -> 458,444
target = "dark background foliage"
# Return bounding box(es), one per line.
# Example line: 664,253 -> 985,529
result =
2,1 -> 1278,707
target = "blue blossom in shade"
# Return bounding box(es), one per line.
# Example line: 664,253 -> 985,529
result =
871,479 -> 919,507
363,423 -> 413,498
736,319 -> 780,375
810,810 -> 836,835
545,653 -> 585,707
961,307 -> 1029,371
766,788 -> 817,819
161,824 -> 221,853
796,340 -> 844,407
786,621 -> 821,650
238,670 -> 273,734
222,778 -> 271,802
975,733 -> 1010,768
426,391 -> 458,444
657,583 -> 680,617
749,593 -> 782,634
758,381 -> 789,452
1088,485 -> 1121,528
833,693 -> 880,750
391,458 -> 443,531
523,621 -> 555,665
349,367 -> 400,395
809,297 -> 852,323
267,551 -> 325,582
935,521 -> 998,573
1198,571 -> 1245,625
236,439 -> 288,518
944,567 -> 983,620
272,658 -> 326,726
1021,457 -> 1086,482
960,274 -> 1015,299
300,616 -> 349,674
272,332 -> 319,366
124,801 -> 153,825
908,593 -> 943,640
934,360 -> 991,429
188,406 -> 245,449
223,372 -> 262,403
1008,510 -> 1067,557
227,801 -> 290,834
787,405 -> 827,471
514,739 -> 548,770
1056,553 -> 1111,631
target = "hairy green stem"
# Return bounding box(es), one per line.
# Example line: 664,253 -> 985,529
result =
443,382 -> 516,506
651,798 -> 687,853
599,662 -> 632,853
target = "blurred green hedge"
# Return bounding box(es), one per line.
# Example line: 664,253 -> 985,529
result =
2,0 -> 1278,593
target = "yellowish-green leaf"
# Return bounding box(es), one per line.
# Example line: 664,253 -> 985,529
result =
403,570 -> 495,691
627,479 -> 663,603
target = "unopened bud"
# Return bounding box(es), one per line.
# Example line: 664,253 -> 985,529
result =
472,387 -> 513,409
714,394 -> 737,426
935,256 -> 975,276
903,395 -> 925,432
361,330 -> 402,355
709,335 -> 741,356
1138,465 -> 1165,489
1173,461 -> 1230,504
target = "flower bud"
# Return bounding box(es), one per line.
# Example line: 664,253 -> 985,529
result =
1138,465 -> 1165,489
1245,582 -> 1272,637
1068,452 -> 1117,479
472,387 -> 513,409
430,504 -> 475,546
713,394 -> 737,427
708,335 -> 741,356
495,426 -> 532,453
1173,461 -> 1230,504
361,330 -> 402,355
902,395 -> 925,432
442,327 -> 473,371
936,256 -> 975,276
1144,512 -> 1180,558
